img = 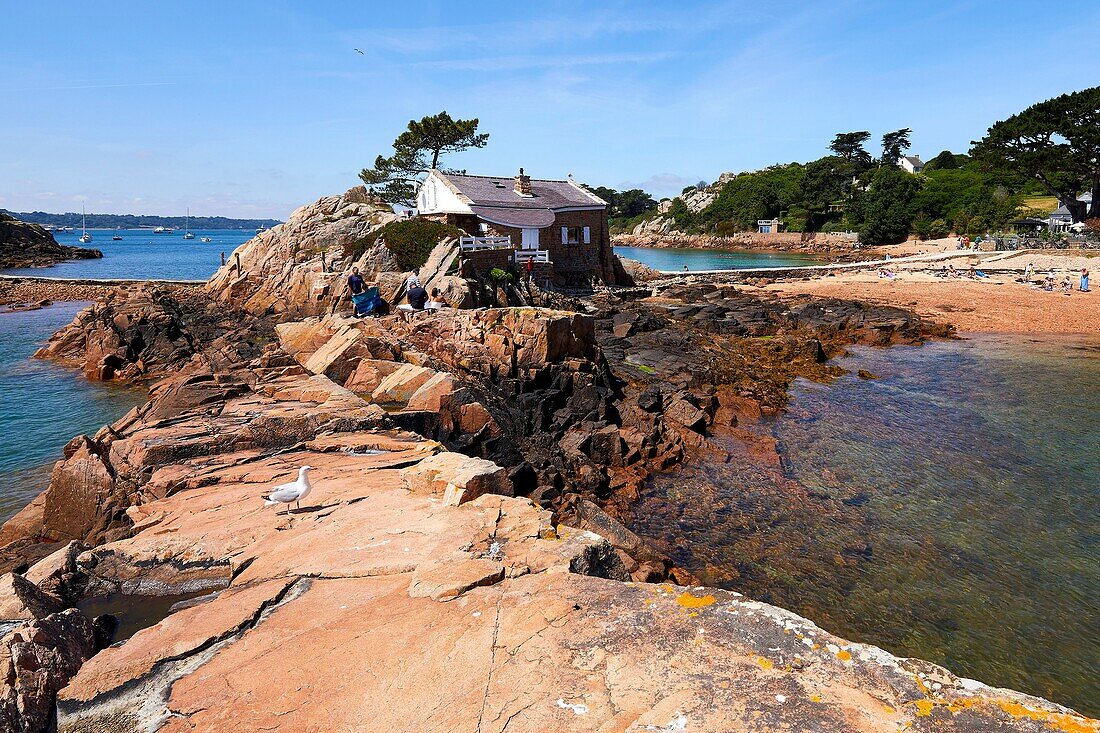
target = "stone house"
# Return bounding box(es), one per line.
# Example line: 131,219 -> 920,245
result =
415,168 -> 617,285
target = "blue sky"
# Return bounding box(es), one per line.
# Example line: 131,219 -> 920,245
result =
3,1 -> 1098,219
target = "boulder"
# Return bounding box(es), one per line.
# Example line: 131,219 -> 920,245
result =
663,396 -> 708,433
401,452 -> 512,506
0,574 -> 63,621
41,437 -> 115,543
0,609 -> 95,733
371,364 -> 438,404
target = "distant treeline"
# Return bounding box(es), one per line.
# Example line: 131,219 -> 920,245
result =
2,210 -> 282,230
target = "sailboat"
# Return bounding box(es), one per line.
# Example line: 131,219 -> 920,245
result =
79,203 -> 93,243
183,208 -> 195,239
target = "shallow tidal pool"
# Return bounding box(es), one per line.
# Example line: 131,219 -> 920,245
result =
633,334 -> 1100,715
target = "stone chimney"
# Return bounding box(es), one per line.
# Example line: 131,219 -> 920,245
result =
514,167 -> 533,197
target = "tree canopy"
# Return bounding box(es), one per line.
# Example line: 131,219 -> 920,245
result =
584,186 -> 657,219
829,131 -> 872,165
360,112 -> 489,206
971,86 -> 1100,221
880,128 -> 912,165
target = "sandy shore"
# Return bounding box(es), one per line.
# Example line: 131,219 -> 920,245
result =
754,261 -> 1098,335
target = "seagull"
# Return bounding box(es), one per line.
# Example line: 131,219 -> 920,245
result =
354,48 -> 364,55
263,466 -> 313,514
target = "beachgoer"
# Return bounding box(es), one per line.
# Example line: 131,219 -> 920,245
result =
397,283 -> 429,321
524,258 -> 534,280
1080,268 -> 1090,292
968,264 -> 976,279
347,267 -> 365,295
1024,262 -> 1034,282
426,288 -> 447,310
1062,276 -> 1073,295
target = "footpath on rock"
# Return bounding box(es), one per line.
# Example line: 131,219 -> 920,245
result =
0,187 -> 1093,732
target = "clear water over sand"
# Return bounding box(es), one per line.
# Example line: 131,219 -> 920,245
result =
633,334 -> 1099,715
614,245 -> 827,271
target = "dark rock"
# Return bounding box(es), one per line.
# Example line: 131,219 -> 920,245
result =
0,215 -> 102,269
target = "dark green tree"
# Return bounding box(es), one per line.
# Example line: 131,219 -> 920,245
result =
924,150 -> 960,171
582,186 -> 657,218
360,112 -> 489,206
614,189 -> 658,218
970,86 -> 1100,221
849,165 -> 921,245
880,128 -> 912,165
829,131 -> 872,165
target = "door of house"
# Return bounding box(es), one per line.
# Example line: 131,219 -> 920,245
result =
521,228 -> 539,250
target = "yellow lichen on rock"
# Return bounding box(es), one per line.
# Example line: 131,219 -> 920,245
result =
676,591 -> 716,608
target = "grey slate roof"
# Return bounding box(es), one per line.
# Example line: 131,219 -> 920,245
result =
437,171 -> 606,229
441,172 -> 606,209
469,205 -> 557,228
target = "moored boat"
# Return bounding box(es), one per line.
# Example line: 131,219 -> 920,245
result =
78,203 -> 93,243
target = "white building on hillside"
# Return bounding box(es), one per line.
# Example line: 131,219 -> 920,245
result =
898,155 -> 925,174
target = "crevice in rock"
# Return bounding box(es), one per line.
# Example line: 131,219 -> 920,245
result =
57,576 -> 311,733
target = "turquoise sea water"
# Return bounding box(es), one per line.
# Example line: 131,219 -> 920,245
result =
0,303 -> 146,521
2,229 -> 253,280
632,334 -> 1100,715
614,245 -> 827,271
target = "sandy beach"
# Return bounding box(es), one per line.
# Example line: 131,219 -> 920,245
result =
754,249 -> 1099,335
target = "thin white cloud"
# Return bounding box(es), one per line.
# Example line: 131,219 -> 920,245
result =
412,51 -> 674,73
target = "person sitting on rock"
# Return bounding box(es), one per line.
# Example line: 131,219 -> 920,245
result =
347,267 -> 365,295
426,288 -> 447,310
397,283 -> 429,321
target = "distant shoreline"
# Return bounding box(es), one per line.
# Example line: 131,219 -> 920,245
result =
2,210 -> 281,231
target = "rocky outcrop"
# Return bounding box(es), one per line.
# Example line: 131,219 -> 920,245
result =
0,571 -> 96,733
36,439 -> 1094,733
32,283 -> 254,381
205,186 -> 397,320
0,214 -> 102,269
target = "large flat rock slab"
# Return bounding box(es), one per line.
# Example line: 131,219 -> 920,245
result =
61,570 -> 1094,732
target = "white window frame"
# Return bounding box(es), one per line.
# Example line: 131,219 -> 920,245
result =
521,228 -> 539,249
561,226 -> 583,245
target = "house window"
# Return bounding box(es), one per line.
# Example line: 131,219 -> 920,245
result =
521,228 -> 539,249
561,226 -> 589,245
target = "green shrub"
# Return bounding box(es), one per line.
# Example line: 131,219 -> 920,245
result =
489,267 -> 513,283
714,220 -> 749,236
345,219 -> 464,271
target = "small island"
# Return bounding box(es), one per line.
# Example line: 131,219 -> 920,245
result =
0,213 -> 102,270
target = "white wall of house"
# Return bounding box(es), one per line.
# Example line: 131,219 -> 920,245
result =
898,157 -> 924,174
416,172 -> 473,215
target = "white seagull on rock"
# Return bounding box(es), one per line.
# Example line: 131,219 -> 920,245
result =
263,466 -> 313,514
